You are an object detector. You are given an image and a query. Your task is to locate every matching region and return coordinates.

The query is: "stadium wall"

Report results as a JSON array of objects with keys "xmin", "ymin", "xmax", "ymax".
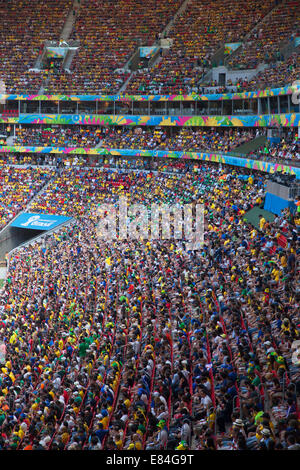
[
  {"xmin": 1, "ymin": 113, "xmax": 299, "ymax": 126},
  {"xmin": 0, "ymin": 146, "xmax": 299, "ymax": 178}
]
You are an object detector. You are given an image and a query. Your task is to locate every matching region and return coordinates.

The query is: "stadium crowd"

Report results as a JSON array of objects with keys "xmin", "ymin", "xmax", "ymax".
[
  {"xmin": 0, "ymin": 166, "xmax": 54, "ymax": 230},
  {"xmin": 0, "ymin": 0, "xmax": 297, "ymax": 96},
  {"xmin": 14, "ymin": 126, "xmax": 103, "ymax": 148},
  {"xmin": 250, "ymin": 131, "xmax": 300, "ymax": 164},
  {"xmin": 241, "ymin": 53, "xmax": 300, "ymax": 91},
  {"xmin": 12, "ymin": 126, "xmax": 261, "ymax": 154},
  {"xmin": 0, "ymin": 162, "xmax": 297, "ymax": 451},
  {"xmin": 125, "ymin": 0, "xmax": 276, "ymax": 95},
  {"xmin": 0, "ymin": 0, "xmax": 72, "ymax": 93},
  {"xmin": 101, "ymin": 128, "xmax": 260, "ymax": 153},
  {"xmin": 227, "ymin": 0, "xmax": 299, "ymax": 71},
  {"xmin": 46, "ymin": 0, "xmax": 183, "ymax": 95}
]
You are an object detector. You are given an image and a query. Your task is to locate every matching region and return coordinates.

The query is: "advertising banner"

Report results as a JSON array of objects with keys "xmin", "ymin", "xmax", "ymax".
[
  {"xmin": 11, "ymin": 212, "xmax": 72, "ymax": 230},
  {"xmin": 224, "ymin": 42, "xmax": 242, "ymax": 55},
  {"xmin": 139, "ymin": 47, "xmax": 159, "ymax": 58}
]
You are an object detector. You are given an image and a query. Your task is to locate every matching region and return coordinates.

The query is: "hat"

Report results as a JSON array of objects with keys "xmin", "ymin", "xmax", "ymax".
[
  {"xmin": 157, "ymin": 419, "xmax": 166, "ymax": 428},
  {"xmin": 261, "ymin": 428, "xmax": 271, "ymax": 436},
  {"xmin": 233, "ymin": 419, "xmax": 244, "ymax": 427},
  {"xmin": 176, "ymin": 440, "xmax": 188, "ymax": 450}
]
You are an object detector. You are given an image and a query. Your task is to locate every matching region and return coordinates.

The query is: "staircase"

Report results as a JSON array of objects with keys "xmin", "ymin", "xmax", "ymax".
[
  {"xmin": 119, "ymin": 73, "xmax": 135, "ymax": 93},
  {"xmin": 32, "ymin": 48, "xmax": 48, "ymax": 72},
  {"xmin": 279, "ymin": 38, "xmax": 300, "ymax": 61},
  {"xmin": 62, "ymin": 48, "xmax": 78, "ymax": 72},
  {"xmin": 60, "ymin": 0, "xmax": 81, "ymax": 41},
  {"xmin": 39, "ymin": 75, "xmax": 50, "ymax": 95},
  {"xmin": 160, "ymin": 0, "xmax": 191, "ymax": 39},
  {"xmin": 31, "ymin": 0, "xmax": 80, "ymax": 75},
  {"xmin": 26, "ymin": 171, "xmax": 59, "ymax": 213}
]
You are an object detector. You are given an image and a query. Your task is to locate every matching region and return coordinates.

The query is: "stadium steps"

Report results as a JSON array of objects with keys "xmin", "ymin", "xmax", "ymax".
[
  {"xmin": 31, "ymin": 0, "xmax": 80, "ymax": 75},
  {"xmin": 25, "ymin": 170, "xmax": 59, "ymax": 214},
  {"xmin": 230, "ymin": 135, "xmax": 267, "ymax": 156},
  {"xmin": 160, "ymin": 0, "xmax": 191, "ymax": 39},
  {"xmin": 60, "ymin": 0, "xmax": 81, "ymax": 41},
  {"xmin": 32, "ymin": 48, "xmax": 48, "ymax": 72},
  {"xmin": 118, "ymin": 72, "xmax": 135, "ymax": 93},
  {"xmin": 62, "ymin": 49, "xmax": 78, "ymax": 72},
  {"xmin": 35, "ymin": 0, "xmax": 80, "ymax": 92},
  {"xmin": 279, "ymin": 38, "xmax": 300, "ymax": 62},
  {"xmin": 39, "ymin": 75, "xmax": 50, "ymax": 95}
]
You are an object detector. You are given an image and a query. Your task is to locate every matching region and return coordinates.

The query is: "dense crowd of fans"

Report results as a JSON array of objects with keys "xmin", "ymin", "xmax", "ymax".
[
  {"xmin": 0, "ymin": 0, "xmax": 298, "ymax": 95},
  {"xmin": 12, "ymin": 125, "xmax": 261, "ymax": 154},
  {"xmin": 0, "ymin": 0, "xmax": 72, "ymax": 93},
  {"xmin": 241, "ymin": 52, "xmax": 300, "ymax": 91},
  {"xmin": 46, "ymin": 0, "xmax": 183, "ymax": 95},
  {"xmin": 0, "ymin": 166, "xmax": 54, "ymax": 230},
  {"xmin": 1, "ymin": 123, "xmax": 300, "ymax": 170},
  {"xmin": 0, "ymin": 162, "xmax": 297, "ymax": 451},
  {"xmin": 4, "ymin": 125, "xmax": 300, "ymax": 167},
  {"xmin": 124, "ymin": 0, "xmax": 276, "ymax": 95},
  {"xmin": 227, "ymin": 1, "xmax": 299, "ymax": 70},
  {"xmin": 14, "ymin": 126, "xmax": 103, "ymax": 148},
  {"xmin": 101, "ymin": 128, "xmax": 259, "ymax": 153},
  {"xmin": 251, "ymin": 131, "xmax": 300, "ymax": 164}
]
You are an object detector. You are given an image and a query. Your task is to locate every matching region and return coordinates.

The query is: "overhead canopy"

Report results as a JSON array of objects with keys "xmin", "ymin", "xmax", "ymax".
[{"xmin": 11, "ymin": 212, "xmax": 72, "ymax": 230}]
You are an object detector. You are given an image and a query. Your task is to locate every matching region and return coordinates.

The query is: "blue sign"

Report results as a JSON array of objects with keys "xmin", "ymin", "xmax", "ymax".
[
  {"xmin": 11, "ymin": 212, "xmax": 72, "ymax": 230},
  {"xmin": 294, "ymin": 37, "xmax": 300, "ymax": 47},
  {"xmin": 139, "ymin": 46, "xmax": 159, "ymax": 58}
]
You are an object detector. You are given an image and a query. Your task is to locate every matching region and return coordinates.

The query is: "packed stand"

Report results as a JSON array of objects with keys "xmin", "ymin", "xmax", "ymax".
[
  {"xmin": 241, "ymin": 52, "xmax": 300, "ymax": 91},
  {"xmin": 101, "ymin": 127, "xmax": 260, "ymax": 153},
  {"xmin": 14, "ymin": 126, "xmax": 104, "ymax": 148},
  {"xmin": 46, "ymin": 0, "xmax": 183, "ymax": 95},
  {"xmin": 11, "ymin": 126, "xmax": 261, "ymax": 154},
  {"xmin": 250, "ymin": 130, "xmax": 300, "ymax": 164},
  {"xmin": 125, "ymin": 0, "xmax": 275, "ymax": 95},
  {"xmin": 0, "ymin": 0, "xmax": 73, "ymax": 93},
  {"xmin": 0, "ymin": 166, "xmax": 55, "ymax": 230},
  {"xmin": 0, "ymin": 162, "xmax": 298, "ymax": 451},
  {"xmin": 227, "ymin": 1, "xmax": 299, "ymax": 70}
]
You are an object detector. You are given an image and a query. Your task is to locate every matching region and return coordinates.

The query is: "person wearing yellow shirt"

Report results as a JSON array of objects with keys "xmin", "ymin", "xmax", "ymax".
[
  {"xmin": 127, "ymin": 433, "xmax": 142, "ymax": 450},
  {"xmin": 271, "ymin": 268, "xmax": 280, "ymax": 282},
  {"xmin": 280, "ymin": 254, "xmax": 287, "ymax": 268},
  {"xmin": 259, "ymin": 215, "xmax": 266, "ymax": 231},
  {"xmin": 100, "ymin": 409, "xmax": 109, "ymax": 429},
  {"xmin": 114, "ymin": 433, "xmax": 123, "ymax": 450}
]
